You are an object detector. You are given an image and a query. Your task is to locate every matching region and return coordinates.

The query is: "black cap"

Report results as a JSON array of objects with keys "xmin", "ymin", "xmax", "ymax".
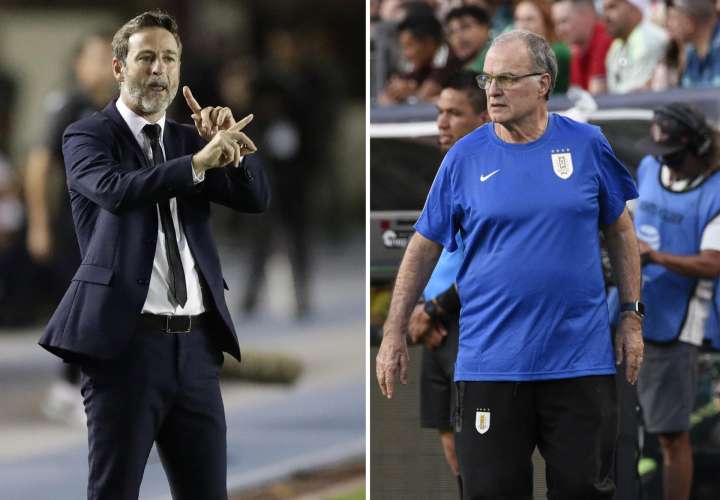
[{"xmin": 636, "ymin": 103, "xmax": 705, "ymax": 156}]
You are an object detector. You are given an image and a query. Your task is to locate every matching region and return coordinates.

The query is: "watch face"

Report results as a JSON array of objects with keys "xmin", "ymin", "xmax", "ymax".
[
  {"xmin": 423, "ymin": 301, "xmax": 437, "ymax": 318},
  {"xmin": 621, "ymin": 301, "xmax": 644, "ymax": 317}
]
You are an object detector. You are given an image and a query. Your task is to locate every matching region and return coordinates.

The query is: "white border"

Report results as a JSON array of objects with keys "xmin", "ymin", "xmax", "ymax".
[{"xmin": 365, "ymin": 0, "xmax": 372, "ymax": 496}]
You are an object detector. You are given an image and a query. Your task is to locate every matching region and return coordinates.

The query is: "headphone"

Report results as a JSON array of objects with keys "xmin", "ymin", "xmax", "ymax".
[{"xmin": 654, "ymin": 104, "xmax": 713, "ymax": 157}]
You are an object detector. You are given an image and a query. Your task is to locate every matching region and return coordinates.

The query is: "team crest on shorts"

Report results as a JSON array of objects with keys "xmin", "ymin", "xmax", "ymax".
[
  {"xmin": 475, "ymin": 409, "xmax": 491, "ymax": 434},
  {"xmin": 551, "ymin": 149, "xmax": 573, "ymax": 179}
]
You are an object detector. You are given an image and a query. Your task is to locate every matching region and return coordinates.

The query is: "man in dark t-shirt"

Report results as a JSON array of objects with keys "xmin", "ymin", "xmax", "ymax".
[{"xmin": 25, "ymin": 31, "xmax": 116, "ymax": 423}]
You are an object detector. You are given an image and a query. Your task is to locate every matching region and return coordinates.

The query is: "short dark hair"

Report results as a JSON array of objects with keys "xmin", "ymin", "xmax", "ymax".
[
  {"xmin": 553, "ymin": 0, "xmax": 596, "ymax": 6},
  {"xmin": 444, "ymin": 71, "xmax": 488, "ymax": 114},
  {"xmin": 396, "ymin": 14, "xmax": 443, "ymax": 44},
  {"xmin": 670, "ymin": 0, "xmax": 716, "ymax": 20},
  {"xmin": 112, "ymin": 10, "xmax": 182, "ymax": 63},
  {"xmin": 445, "ymin": 6, "xmax": 491, "ymax": 27},
  {"xmin": 74, "ymin": 31, "xmax": 113, "ymax": 62}
]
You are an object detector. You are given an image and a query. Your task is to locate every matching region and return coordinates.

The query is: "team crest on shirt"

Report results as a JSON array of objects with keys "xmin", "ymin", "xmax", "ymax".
[
  {"xmin": 551, "ymin": 149, "xmax": 574, "ymax": 179},
  {"xmin": 475, "ymin": 409, "xmax": 491, "ymax": 434}
]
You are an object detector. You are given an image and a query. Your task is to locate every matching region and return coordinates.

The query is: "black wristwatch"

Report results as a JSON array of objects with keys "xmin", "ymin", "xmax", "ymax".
[
  {"xmin": 620, "ymin": 301, "xmax": 645, "ymax": 319},
  {"xmin": 423, "ymin": 299, "xmax": 440, "ymax": 319}
]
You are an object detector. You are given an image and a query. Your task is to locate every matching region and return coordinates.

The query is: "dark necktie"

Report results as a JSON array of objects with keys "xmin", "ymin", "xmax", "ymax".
[{"xmin": 142, "ymin": 123, "xmax": 188, "ymax": 307}]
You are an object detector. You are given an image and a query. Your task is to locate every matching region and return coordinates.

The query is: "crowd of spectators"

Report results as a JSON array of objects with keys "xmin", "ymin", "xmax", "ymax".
[{"xmin": 371, "ymin": 0, "xmax": 720, "ymax": 105}]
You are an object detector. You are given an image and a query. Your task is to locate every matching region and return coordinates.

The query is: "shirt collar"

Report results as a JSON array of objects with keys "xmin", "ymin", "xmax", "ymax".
[{"xmin": 115, "ymin": 96, "xmax": 166, "ymax": 144}]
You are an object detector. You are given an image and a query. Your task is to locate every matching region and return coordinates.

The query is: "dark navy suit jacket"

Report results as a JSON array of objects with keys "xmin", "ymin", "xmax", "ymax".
[{"xmin": 39, "ymin": 99, "xmax": 269, "ymax": 363}]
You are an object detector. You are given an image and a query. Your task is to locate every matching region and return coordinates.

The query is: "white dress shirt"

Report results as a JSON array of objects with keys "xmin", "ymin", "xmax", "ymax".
[{"xmin": 116, "ymin": 98, "xmax": 205, "ymax": 315}]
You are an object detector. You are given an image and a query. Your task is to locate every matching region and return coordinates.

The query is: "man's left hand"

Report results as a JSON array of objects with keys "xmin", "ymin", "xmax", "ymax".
[
  {"xmin": 615, "ymin": 314, "xmax": 644, "ymax": 384},
  {"xmin": 183, "ymin": 86, "xmax": 236, "ymax": 141}
]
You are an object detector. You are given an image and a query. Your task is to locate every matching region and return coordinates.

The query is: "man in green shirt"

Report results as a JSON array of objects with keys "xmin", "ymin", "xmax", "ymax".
[{"xmin": 444, "ymin": 6, "xmax": 492, "ymax": 73}]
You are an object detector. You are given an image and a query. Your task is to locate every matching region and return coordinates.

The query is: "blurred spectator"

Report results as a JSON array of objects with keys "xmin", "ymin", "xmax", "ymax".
[
  {"xmin": 24, "ymin": 31, "xmax": 115, "ymax": 424},
  {"xmin": 604, "ymin": 0, "xmax": 669, "ymax": 92},
  {"xmin": 0, "ymin": 157, "xmax": 21, "ymax": 253},
  {"xmin": 0, "ymin": 154, "xmax": 31, "ymax": 326},
  {"xmin": 379, "ymin": 13, "xmax": 456, "ymax": 104},
  {"xmin": 444, "ymin": 5, "xmax": 492, "ymax": 72},
  {"xmin": 651, "ymin": 0, "xmax": 687, "ymax": 90},
  {"xmin": 668, "ymin": 0, "xmax": 720, "ymax": 87},
  {"xmin": 513, "ymin": 0, "xmax": 571, "ymax": 93},
  {"xmin": 464, "ymin": 0, "xmax": 516, "ymax": 35},
  {"xmin": 240, "ymin": 27, "xmax": 341, "ymax": 319},
  {"xmin": 25, "ymin": 31, "xmax": 115, "ymax": 303},
  {"xmin": 0, "ymin": 65, "xmax": 17, "ymax": 154},
  {"xmin": 379, "ymin": 0, "xmax": 435, "ymax": 22},
  {"xmin": 552, "ymin": 0, "xmax": 614, "ymax": 94},
  {"xmin": 372, "ymin": 0, "xmax": 384, "ymax": 22}
]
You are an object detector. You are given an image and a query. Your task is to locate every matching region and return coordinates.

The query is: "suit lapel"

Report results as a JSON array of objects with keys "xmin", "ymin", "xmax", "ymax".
[
  {"xmin": 101, "ymin": 99, "xmax": 150, "ymax": 169},
  {"xmin": 162, "ymin": 119, "xmax": 179, "ymax": 162}
]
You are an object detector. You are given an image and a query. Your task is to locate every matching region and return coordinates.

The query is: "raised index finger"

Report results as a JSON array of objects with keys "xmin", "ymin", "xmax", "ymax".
[
  {"xmin": 182, "ymin": 86, "xmax": 202, "ymax": 114},
  {"xmin": 229, "ymin": 113, "xmax": 254, "ymax": 132}
]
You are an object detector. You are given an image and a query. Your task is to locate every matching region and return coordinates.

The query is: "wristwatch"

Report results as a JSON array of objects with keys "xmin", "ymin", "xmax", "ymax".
[
  {"xmin": 423, "ymin": 299, "xmax": 440, "ymax": 319},
  {"xmin": 620, "ymin": 301, "xmax": 645, "ymax": 319}
]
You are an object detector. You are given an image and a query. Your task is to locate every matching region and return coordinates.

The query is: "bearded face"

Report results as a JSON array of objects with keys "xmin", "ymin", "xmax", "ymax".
[
  {"xmin": 122, "ymin": 63, "xmax": 178, "ymax": 116},
  {"xmin": 115, "ymin": 27, "xmax": 180, "ymax": 119}
]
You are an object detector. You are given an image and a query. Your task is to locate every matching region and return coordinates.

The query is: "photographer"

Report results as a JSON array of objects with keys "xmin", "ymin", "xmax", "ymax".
[{"xmin": 635, "ymin": 103, "xmax": 720, "ymax": 500}]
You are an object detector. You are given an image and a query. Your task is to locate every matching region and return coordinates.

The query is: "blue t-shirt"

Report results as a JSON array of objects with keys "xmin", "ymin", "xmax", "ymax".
[
  {"xmin": 635, "ymin": 156, "xmax": 720, "ymax": 343},
  {"xmin": 681, "ymin": 22, "xmax": 720, "ymax": 88},
  {"xmin": 423, "ymin": 233, "xmax": 464, "ymax": 300},
  {"xmin": 414, "ymin": 114, "xmax": 638, "ymax": 381}
]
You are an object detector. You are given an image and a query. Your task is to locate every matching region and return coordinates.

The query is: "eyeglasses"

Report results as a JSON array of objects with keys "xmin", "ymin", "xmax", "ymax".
[{"xmin": 475, "ymin": 72, "xmax": 546, "ymax": 90}]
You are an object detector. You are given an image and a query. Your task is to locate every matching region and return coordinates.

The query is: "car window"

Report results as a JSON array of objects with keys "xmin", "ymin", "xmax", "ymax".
[
  {"xmin": 370, "ymin": 137, "xmax": 442, "ymax": 211},
  {"xmin": 589, "ymin": 119, "xmax": 651, "ymax": 178}
]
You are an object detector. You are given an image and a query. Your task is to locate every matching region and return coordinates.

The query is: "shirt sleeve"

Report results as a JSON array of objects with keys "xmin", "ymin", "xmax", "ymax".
[
  {"xmin": 701, "ymin": 212, "xmax": 720, "ymax": 250},
  {"xmin": 191, "ymin": 165, "xmax": 205, "ymax": 184},
  {"xmin": 414, "ymin": 153, "xmax": 459, "ymax": 251},
  {"xmin": 594, "ymin": 132, "xmax": 639, "ymax": 226},
  {"xmin": 589, "ymin": 33, "xmax": 612, "ymax": 80},
  {"xmin": 190, "ymin": 156, "xmax": 245, "ymax": 184}
]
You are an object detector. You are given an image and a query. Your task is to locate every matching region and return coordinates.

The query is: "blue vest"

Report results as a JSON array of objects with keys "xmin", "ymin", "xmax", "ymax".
[{"xmin": 635, "ymin": 156, "xmax": 720, "ymax": 343}]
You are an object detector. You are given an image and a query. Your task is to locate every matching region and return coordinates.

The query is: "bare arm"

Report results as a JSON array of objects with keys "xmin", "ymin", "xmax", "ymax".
[
  {"xmin": 639, "ymin": 242, "xmax": 720, "ymax": 279},
  {"xmin": 386, "ymin": 232, "xmax": 443, "ymax": 332},
  {"xmin": 588, "ymin": 77, "xmax": 607, "ymax": 95},
  {"xmin": 376, "ymin": 232, "xmax": 443, "ymax": 398},
  {"xmin": 24, "ymin": 148, "xmax": 53, "ymax": 262},
  {"xmin": 603, "ymin": 207, "xmax": 643, "ymax": 384}
]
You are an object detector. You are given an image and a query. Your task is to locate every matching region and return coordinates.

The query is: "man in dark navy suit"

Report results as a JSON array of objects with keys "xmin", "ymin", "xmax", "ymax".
[{"xmin": 38, "ymin": 10, "xmax": 269, "ymax": 500}]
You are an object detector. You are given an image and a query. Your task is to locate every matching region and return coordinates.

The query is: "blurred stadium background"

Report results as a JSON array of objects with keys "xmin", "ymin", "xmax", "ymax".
[{"xmin": 0, "ymin": 1, "xmax": 365, "ymax": 499}]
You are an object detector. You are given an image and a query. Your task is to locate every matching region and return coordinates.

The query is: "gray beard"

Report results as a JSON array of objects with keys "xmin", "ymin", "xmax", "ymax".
[{"xmin": 123, "ymin": 79, "xmax": 176, "ymax": 116}]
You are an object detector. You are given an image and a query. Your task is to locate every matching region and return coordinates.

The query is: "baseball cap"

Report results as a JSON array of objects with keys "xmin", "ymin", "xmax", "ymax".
[{"xmin": 635, "ymin": 103, "xmax": 703, "ymax": 156}]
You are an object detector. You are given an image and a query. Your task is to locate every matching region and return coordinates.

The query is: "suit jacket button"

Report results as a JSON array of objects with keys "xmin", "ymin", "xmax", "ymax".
[{"xmin": 137, "ymin": 279, "xmax": 146, "ymax": 285}]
